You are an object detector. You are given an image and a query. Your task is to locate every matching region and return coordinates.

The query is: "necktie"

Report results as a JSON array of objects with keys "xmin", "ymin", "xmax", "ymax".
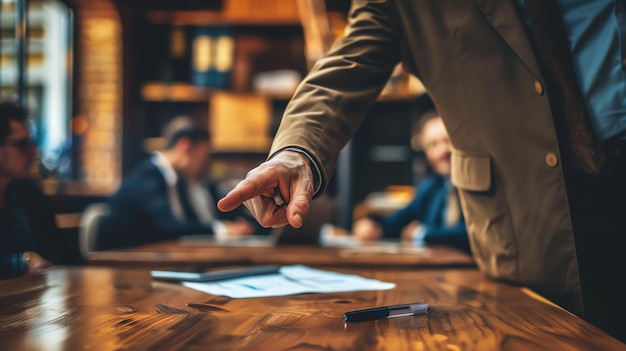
[
  {"xmin": 176, "ymin": 179, "xmax": 199, "ymax": 223},
  {"xmin": 524, "ymin": 0, "xmax": 606, "ymax": 174},
  {"xmin": 187, "ymin": 182, "xmax": 217, "ymax": 225}
]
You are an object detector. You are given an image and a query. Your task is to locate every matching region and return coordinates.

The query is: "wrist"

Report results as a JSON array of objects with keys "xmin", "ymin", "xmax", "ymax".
[{"xmin": 278, "ymin": 147, "xmax": 322, "ymax": 197}]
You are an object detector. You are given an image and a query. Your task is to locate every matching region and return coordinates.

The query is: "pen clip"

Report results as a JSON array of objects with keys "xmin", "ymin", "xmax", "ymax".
[{"xmin": 388, "ymin": 303, "xmax": 429, "ymax": 318}]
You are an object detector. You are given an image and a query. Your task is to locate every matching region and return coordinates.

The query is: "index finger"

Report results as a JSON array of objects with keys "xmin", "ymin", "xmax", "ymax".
[{"xmin": 217, "ymin": 176, "xmax": 276, "ymax": 212}]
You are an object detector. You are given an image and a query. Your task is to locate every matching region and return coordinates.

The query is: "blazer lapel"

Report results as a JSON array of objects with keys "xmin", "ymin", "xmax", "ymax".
[{"xmin": 473, "ymin": 0, "xmax": 542, "ymax": 78}]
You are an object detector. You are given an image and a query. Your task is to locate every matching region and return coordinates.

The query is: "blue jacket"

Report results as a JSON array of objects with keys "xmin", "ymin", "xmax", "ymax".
[
  {"xmin": 0, "ymin": 179, "xmax": 64, "ymax": 279},
  {"xmin": 374, "ymin": 175, "xmax": 470, "ymax": 253}
]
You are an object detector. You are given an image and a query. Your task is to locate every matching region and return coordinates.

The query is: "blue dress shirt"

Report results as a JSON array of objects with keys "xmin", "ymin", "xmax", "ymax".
[{"xmin": 514, "ymin": 0, "xmax": 626, "ymax": 141}]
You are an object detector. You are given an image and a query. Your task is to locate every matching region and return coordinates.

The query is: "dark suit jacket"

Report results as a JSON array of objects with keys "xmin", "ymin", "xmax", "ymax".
[
  {"xmin": 268, "ymin": 0, "xmax": 584, "ymax": 315},
  {"xmin": 374, "ymin": 175, "xmax": 469, "ymax": 253},
  {"xmin": 0, "ymin": 179, "xmax": 65, "ymax": 278},
  {"xmin": 98, "ymin": 159, "xmax": 255, "ymax": 250}
]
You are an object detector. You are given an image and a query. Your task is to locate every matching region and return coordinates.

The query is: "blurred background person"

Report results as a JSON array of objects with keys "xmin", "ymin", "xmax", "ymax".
[
  {"xmin": 98, "ymin": 116, "xmax": 257, "ymax": 250},
  {"xmin": 0, "ymin": 101, "xmax": 66, "ymax": 279},
  {"xmin": 352, "ymin": 95, "xmax": 469, "ymax": 253}
]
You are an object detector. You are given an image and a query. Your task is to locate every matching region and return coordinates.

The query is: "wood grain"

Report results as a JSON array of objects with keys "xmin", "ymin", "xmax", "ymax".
[
  {"xmin": 88, "ymin": 241, "xmax": 475, "ymax": 268},
  {"xmin": 1, "ymin": 266, "xmax": 623, "ymax": 350}
]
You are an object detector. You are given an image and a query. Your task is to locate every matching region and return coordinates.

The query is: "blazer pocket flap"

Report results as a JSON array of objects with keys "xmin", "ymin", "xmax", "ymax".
[{"xmin": 451, "ymin": 152, "xmax": 491, "ymax": 192}]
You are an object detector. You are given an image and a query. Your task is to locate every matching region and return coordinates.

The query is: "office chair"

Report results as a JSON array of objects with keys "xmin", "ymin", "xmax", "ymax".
[{"xmin": 78, "ymin": 203, "xmax": 110, "ymax": 260}]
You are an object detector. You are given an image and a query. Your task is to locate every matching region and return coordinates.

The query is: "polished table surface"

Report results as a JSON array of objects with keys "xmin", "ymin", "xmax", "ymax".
[
  {"xmin": 0, "ymin": 266, "xmax": 623, "ymax": 351},
  {"xmin": 88, "ymin": 240, "xmax": 475, "ymax": 268}
]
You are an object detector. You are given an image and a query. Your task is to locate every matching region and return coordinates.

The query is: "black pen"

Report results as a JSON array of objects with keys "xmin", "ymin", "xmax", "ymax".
[{"xmin": 344, "ymin": 302, "xmax": 429, "ymax": 322}]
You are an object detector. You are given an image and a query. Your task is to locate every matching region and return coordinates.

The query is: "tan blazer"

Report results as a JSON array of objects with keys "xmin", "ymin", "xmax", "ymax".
[{"xmin": 270, "ymin": 0, "xmax": 582, "ymax": 315}]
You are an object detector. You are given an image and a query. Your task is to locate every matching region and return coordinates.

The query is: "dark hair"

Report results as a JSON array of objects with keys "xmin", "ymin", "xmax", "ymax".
[
  {"xmin": 162, "ymin": 116, "xmax": 210, "ymax": 149},
  {"xmin": 0, "ymin": 101, "xmax": 29, "ymax": 144}
]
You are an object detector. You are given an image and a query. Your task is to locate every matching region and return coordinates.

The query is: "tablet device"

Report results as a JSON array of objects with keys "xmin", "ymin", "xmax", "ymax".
[
  {"xmin": 151, "ymin": 264, "xmax": 281, "ymax": 282},
  {"xmin": 178, "ymin": 234, "xmax": 278, "ymax": 247}
]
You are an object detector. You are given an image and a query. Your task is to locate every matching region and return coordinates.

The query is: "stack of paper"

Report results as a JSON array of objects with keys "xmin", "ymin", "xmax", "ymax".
[{"xmin": 183, "ymin": 265, "xmax": 395, "ymax": 298}]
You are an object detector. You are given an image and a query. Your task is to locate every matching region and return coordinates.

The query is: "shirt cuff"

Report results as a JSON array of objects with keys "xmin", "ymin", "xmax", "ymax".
[
  {"xmin": 275, "ymin": 147, "xmax": 323, "ymax": 197},
  {"xmin": 212, "ymin": 220, "xmax": 229, "ymax": 241},
  {"xmin": 411, "ymin": 225, "xmax": 428, "ymax": 246}
]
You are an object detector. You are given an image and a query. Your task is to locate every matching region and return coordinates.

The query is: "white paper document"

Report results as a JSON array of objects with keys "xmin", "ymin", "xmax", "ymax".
[{"xmin": 182, "ymin": 265, "xmax": 396, "ymax": 298}]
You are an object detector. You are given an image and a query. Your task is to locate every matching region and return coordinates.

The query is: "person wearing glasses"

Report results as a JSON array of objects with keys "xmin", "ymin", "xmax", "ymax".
[{"xmin": 0, "ymin": 101, "xmax": 64, "ymax": 279}]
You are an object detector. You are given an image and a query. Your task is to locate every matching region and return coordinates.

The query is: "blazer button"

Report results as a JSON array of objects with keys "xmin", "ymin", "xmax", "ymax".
[
  {"xmin": 534, "ymin": 81, "xmax": 544, "ymax": 95},
  {"xmin": 545, "ymin": 152, "xmax": 559, "ymax": 167}
]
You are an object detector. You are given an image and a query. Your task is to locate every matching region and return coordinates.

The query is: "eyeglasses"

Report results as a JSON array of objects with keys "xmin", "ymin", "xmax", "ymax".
[{"xmin": 2, "ymin": 138, "xmax": 34, "ymax": 153}]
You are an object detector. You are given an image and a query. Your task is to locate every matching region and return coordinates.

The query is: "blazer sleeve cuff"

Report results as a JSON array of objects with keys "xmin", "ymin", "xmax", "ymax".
[{"xmin": 272, "ymin": 147, "xmax": 323, "ymax": 198}]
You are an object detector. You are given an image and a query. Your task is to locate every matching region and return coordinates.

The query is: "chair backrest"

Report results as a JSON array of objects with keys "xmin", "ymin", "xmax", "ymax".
[
  {"xmin": 275, "ymin": 193, "xmax": 336, "ymax": 245},
  {"xmin": 78, "ymin": 203, "xmax": 110, "ymax": 260}
]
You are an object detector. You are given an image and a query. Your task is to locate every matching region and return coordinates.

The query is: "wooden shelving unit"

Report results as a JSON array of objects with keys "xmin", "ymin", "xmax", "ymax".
[{"xmin": 106, "ymin": 0, "xmax": 424, "ymax": 221}]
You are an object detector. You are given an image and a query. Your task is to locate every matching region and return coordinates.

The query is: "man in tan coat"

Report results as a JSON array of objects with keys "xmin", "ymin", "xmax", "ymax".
[{"xmin": 218, "ymin": 0, "xmax": 626, "ymax": 341}]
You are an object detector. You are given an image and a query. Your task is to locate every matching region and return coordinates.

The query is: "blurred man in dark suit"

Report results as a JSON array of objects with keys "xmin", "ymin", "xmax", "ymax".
[{"xmin": 98, "ymin": 117, "xmax": 256, "ymax": 249}]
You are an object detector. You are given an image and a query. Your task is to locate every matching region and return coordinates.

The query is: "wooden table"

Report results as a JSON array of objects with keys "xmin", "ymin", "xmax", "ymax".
[
  {"xmin": 88, "ymin": 240, "xmax": 475, "ymax": 268},
  {"xmin": 1, "ymin": 266, "xmax": 623, "ymax": 350}
]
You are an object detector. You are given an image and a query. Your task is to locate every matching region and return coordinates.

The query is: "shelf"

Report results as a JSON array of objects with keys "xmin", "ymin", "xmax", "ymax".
[
  {"xmin": 143, "ymin": 137, "xmax": 270, "ymax": 156},
  {"xmin": 141, "ymin": 83, "xmax": 419, "ymax": 112},
  {"xmin": 141, "ymin": 82, "xmax": 294, "ymax": 102},
  {"xmin": 146, "ymin": 11, "xmax": 302, "ymax": 26},
  {"xmin": 141, "ymin": 82, "xmax": 215, "ymax": 102}
]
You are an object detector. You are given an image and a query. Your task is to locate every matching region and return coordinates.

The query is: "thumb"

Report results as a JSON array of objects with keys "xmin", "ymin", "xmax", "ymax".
[{"xmin": 286, "ymin": 181, "xmax": 313, "ymax": 228}]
